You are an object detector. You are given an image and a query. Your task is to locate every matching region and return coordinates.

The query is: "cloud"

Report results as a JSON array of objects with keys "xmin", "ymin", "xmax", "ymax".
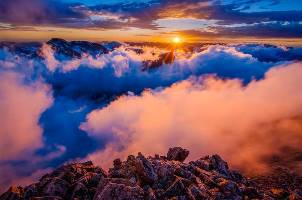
[
  {"xmin": 81, "ymin": 62, "xmax": 302, "ymax": 174},
  {"xmin": 44, "ymin": 44, "xmax": 278, "ymax": 100},
  {"xmin": 0, "ymin": 69, "xmax": 54, "ymax": 192},
  {"xmin": 1, "ymin": 0, "xmax": 301, "ymax": 38},
  {"xmin": 0, "ymin": 163, "xmax": 53, "ymax": 193},
  {"xmin": 0, "ymin": 42, "xmax": 301, "ymax": 192},
  {"xmin": 0, "ymin": 71, "xmax": 52, "ymax": 161},
  {"xmin": 235, "ymin": 44, "xmax": 302, "ymax": 62}
]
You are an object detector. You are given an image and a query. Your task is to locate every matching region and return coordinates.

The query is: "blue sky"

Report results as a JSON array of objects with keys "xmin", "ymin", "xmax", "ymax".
[{"xmin": 0, "ymin": 0, "xmax": 301, "ymax": 42}]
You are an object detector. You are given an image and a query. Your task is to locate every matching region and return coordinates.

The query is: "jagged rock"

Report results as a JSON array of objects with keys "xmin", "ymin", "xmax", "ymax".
[
  {"xmin": 93, "ymin": 178, "xmax": 144, "ymax": 200},
  {"xmin": 269, "ymin": 188, "xmax": 290, "ymax": 199},
  {"xmin": 1, "ymin": 147, "xmax": 302, "ymax": 200},
  {"xmin": 167, "ymin": 147, "xmax": 189, "ymax": 162},
  {"xmin": 135, "ymin": 153, "xmax": 158, "ymax": 185},
  {"xmin": 187, "ymin": 184, "xmax": 209, "ymax": 199},
  {"xmin": 0, "ymin": 161, "xmax": 106, "ymax": 200},
  {"xmin": 143, "ymin": 50, "xmax": 175, "ymax": 70},
  {"xmin": 289, "ymin": 189, "xmax": 302, "ymax": 200},
  {"xmin": 30, "ymin": 197, "xmax": 64, "ymax": 200},
  {"xmin": 0, "ymin": 186, "xmax": 24, "ymax": 200},
  {"xmin": 251, "ymin": 166, "xmax": 302, "ymax": 199},
  {"xmin": 41, "ymin": 177, "xmax": 70, "ymax": 197},
  {"xmin": 164, "ymin": 176, "xmax": 191, "ymax": 198}
]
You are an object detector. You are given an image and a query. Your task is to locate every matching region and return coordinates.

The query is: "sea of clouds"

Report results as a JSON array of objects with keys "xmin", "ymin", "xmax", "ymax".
[{"xmin": 0, "ymin": 42, "xmax": 302, "ymax": 192}]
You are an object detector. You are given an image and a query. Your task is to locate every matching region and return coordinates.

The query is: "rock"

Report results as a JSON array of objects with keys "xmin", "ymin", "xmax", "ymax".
[
  {"xmin": 167, "ymin": 147, "xmax": 189, "ymax": 162},
  {"xmin": 30, "ymin": 197, "xmax": 64, "ymax": 200},
  {"xmin": 269, "ymin": 188, "xmax": 290, "ymax": 199},
  {"xmin": 113, "ymin": 159, "xmax": 122, "ymax": 169},
  {"xmin": 2, "ymin": 147, "xmax": 301, "ymax": 200},
  {"xmin": 289, "ymin": 189, "xmax": 302, "ymax": 200},
  {"xmin": 70, "ymin": 182, "xmax": 90, "ymax": 200},
  {"xmin": 0, "ymin": 161, "xmax": 106, "ymax": 200},
  {"xmin": 164, "ymin": 176, "xmax": 191, "ymax": 198},
  {"xmin": 93, "ymin": 178, "xmax": 144, "ymax": 200},
  {"xmin": 242, "ymin": 186, "xmax": 260, "ymax": 199},
  {"xmin": 24, "ymin": 184, "xmax": 39, "ymax": 198},
  {"xmin": 187, "ymin": 184, "xmax": 209, "ymax": 199},
  {"xmin": 0, "ymin": 186, "xmax": 24, "ymax": 200},
  {"xmin": 217, "ymin": 178, "xmax": 240, "ymax": 197},
  {"xmin": 135, "ymin": 153, "xmax": 158, "ymax": 185},
  {"xmin": 143, "ymin": 51, "xmax": 175, "ymax": 70},
  {"xmin": 42, "ymin": 177, "xmax": 70, "ymax": 197},
  {"xmin": 144, "ymin": 186, "xmax": 156, "ymax": 200}
]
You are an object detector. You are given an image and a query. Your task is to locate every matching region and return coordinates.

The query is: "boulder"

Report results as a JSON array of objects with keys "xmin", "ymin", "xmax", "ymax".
[
  {"xmin": 0, "ymin": 186, "xmax": 24, "ymax": 200},
  {"xmin": 93, "ymin": 178, "xmax": 144, "ymax": 200},
  {"xmin": 167, "ymin": 147, "xmax": 189, "ymax": 162},
  {"xmin": 135, "ymin": 153, "xmax": 158, "ymax": 185}
]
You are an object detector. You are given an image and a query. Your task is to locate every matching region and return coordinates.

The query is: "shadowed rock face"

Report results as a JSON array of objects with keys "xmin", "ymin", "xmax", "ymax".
[
  {"xmin": 47, "ymin": 38, "xmax": 109, "ymax": 59},
  {"xmin": 0, "ymin": 161, "xmax": 107, "ymax": 200},
  {"xmin": 0, "ymin": 39, "xmax": 111, "ymax": 61},
  {"xmin": 143, "ymin": 50, "xmax": 175, "ymax": 70},
  {"xmin": 167, "ymin": 147, "xmax": 190, "ymax": 162},
  {"xmin": 1, "ymin": 147, "xmax": 302, "ymax": 200}
]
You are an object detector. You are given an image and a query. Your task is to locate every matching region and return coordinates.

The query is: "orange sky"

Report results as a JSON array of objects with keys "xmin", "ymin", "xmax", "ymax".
[{"xmin": 1, "ymin": 26, "xmax": 302, "ymax": 46}]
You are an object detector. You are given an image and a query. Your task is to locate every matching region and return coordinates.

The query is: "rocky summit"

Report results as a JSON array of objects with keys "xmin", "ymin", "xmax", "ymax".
[{"xmin": 1, "ymin": 147, "xmax": 302, "ymax": 200}]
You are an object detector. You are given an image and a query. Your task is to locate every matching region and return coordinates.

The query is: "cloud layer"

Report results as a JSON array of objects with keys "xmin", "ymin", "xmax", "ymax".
[
  {"xmin": 0, "ymin": 70, "xmax": 53, "ymax": 191},
  {"xmin": 0, "ymin": 0, "xmax": 301, "ymax": 39},
  {"xmin": 0, "ymin": 71, "xmax": 52, "ymax": 160},
  {"xmin": 0, "ymin": 41, "xmax": 302, "ymax": 191},
  {"xmin": 82, "ymin": 62, "xmax": 302, "ymax": 174}
]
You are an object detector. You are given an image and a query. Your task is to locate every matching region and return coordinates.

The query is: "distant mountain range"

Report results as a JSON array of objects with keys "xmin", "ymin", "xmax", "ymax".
[
  {"xmin": 1, "ymin": 38, "xmax": 302, "ymax": 66},
  {"xmin": 0, "ymin": 38, "xmax": 122, "ymax": 60}
]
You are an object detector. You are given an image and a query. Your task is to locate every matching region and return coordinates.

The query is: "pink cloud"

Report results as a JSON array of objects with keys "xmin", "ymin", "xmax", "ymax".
[
  {"xmin": 0, "ymin": 71, "xmax": 52, "ymax": 161},
  {"xmin": 81, "ymin": 62, "xmax": 302, "ymax": 173}
]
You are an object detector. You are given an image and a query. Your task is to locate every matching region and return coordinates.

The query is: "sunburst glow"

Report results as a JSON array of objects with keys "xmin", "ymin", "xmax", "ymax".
[{"xmin": 172, "ymin": 36, "xmax": 181, "ymax": 44}]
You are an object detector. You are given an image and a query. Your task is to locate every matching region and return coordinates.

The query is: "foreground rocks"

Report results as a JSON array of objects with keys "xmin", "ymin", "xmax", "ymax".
[
  {"xmin": 0, "ymin": 161, "xmax": 106, "ymax": 200},
  {"xmin": 1, "ymin": 147, "xmax": 302, "ymax": 200}
]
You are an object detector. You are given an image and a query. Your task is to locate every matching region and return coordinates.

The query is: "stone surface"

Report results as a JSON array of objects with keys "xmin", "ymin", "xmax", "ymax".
[
  {"xmin": 1, "ymin": 147, "xmax": 302, "ymax": 200},
  {"xmin": 167, "ymin": 147, "xmax": 189, "ymax": 162},
  {"xmin": 0, "ymin": 161, "xmax": 106, "ymax": 200}
]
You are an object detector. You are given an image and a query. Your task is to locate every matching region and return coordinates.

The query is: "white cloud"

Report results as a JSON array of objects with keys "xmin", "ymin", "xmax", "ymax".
[{"xmin": 81, "ymin": 62, "xmax": 302, "ymax": 173}]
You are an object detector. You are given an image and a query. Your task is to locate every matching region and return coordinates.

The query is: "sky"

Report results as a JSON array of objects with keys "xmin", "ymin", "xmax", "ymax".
[{"xmin": 0, "ymin": 0, "xmax": 301, "ymax": 43}]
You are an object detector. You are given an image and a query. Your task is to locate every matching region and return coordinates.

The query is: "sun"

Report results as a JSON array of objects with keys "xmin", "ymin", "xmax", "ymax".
[{"xmin": 172, "ymin": 36, "xmax": 181, "ymax": 44}]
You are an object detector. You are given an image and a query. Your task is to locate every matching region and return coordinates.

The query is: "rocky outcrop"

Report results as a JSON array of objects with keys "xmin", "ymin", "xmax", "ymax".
[
  {"xmin": 167, "ymin": 147, "xmax": 189, "ymax": 162},
  {"xmin": 0, "ymin": 161, "xmax": 106, "ymax": 200},
  {"xmin": 251, "ymin": 166, "xmax": 302, "ymax": 199},
  {"xmin": 1, "ymin": 147, "xmax": 302, "ymax": 200},
  {"xmin": 143, "ymin": 50, "xmax": 175, "ymax": 70}
]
